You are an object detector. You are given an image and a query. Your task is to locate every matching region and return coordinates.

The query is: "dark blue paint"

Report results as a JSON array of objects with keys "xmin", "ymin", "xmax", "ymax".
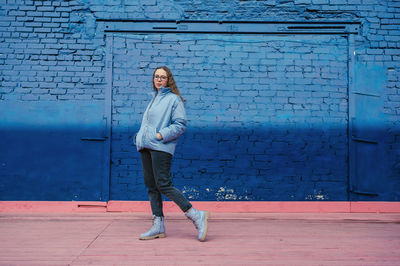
[
  {"xmin": 110, "ymin": 126, "xmax": 350, "ymax": 201},
  {"xmin": 0, "ymin": 101, "xmax": 107, "ymax": 201}
]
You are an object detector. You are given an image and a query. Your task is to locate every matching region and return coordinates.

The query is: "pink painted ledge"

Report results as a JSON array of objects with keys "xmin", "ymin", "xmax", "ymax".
[
  {"xmin": 0, "ymin": 201, "xmax": 107, "ymax": 213},
  {"xmin": 0, "ymin": 201, "xmax": 399, "ymax": 213}
]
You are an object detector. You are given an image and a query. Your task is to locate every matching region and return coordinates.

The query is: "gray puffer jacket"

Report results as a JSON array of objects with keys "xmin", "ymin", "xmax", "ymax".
[{"xmin": 135, "ymin": 86, "xmax": 187, "ymax": 155}]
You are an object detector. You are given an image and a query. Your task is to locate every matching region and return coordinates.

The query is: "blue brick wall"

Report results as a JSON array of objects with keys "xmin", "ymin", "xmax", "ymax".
[
  {"xmin": 0, "ymin": 0, "xmax": 399, "ymax": 201},
  {"xmin": 111, "ymin": 34, "xmax": 349, "ymax": 201}
]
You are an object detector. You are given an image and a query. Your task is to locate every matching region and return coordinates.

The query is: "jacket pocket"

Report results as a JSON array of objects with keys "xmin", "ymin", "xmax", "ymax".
[
  {"xmin": 148, "ymin": 126, "xmax": 160, "ymax": 144},
  {"xmin": 134, "ymin": 129, "xmax": 143, "ymax": 147}
]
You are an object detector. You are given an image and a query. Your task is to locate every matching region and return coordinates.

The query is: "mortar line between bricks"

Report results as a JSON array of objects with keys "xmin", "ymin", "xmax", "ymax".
[{"xmin": 69, "ymin": 220, "xmax": 114, "ymax": 266}]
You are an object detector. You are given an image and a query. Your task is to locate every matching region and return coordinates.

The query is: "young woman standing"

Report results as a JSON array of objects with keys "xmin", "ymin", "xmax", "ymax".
[{"xmin": 135, "ymin": 66, "xmax": 210, "ymax": 242}]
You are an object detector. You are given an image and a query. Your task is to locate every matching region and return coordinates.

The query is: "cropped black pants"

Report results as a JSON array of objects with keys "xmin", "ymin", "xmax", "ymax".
[{"xmin": 140, "ymin": 148, "xmax": 192, "ymax": 217}]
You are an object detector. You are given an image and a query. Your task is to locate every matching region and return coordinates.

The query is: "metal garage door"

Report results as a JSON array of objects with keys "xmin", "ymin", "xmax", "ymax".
[{"xmin": 108, "ymin": 27, "xmax": 351, "ymax": 201}]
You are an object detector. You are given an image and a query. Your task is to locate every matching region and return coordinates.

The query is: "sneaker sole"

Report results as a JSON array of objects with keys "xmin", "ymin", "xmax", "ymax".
[
  {"xmin": 199, "ymin": 211, "xmax": 210, "ymax": 242},
  {"xmin": 139, "ymin": 233, "xmax": 166, "ymax": 240}
]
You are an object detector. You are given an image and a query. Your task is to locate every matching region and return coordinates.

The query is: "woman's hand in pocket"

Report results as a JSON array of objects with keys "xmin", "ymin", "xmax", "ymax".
[{"xmin": 156, "ymin": 133, "xmax": 163, "ymax": 140}]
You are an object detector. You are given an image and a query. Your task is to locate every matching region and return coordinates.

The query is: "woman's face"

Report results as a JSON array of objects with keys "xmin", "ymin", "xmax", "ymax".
[{"xmin": 153, "ymin": 68, "xmax": 168, "ymax": 90}]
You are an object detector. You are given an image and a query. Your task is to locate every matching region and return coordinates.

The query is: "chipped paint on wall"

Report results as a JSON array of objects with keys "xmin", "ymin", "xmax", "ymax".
[
  {"xmin": 181, "ymin": 186, "xmax": 200, "ymax": 200},
  {"xmin": 305, "ymin": 190, "xmax": 329, "ymax": 201}
]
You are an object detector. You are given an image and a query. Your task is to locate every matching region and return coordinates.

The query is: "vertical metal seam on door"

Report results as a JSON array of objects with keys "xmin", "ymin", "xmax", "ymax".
[
  {"xmin": 102, "ymin": 33, "xmax": 113, "ymax": 202},
  {"xmin": 347, "ymin": 33, "xmax": 355, "ymax": 201}
]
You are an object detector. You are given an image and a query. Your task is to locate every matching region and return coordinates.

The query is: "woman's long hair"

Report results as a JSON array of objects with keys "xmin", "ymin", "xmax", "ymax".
[{"xmin": 153, "ymin": 66, "xmax": 184, "ymax": 103}]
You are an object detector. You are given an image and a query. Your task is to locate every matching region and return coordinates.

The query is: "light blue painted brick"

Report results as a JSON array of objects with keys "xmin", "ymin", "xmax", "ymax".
[
  {"xmin": 41, "ymin": 49, "xmax": 58, "ymax": 55},
  {"xmin": 189, "ymin": 45, "xmax": 206, "ymax": 51},
  {"xmin": 16, "ymin": 16, "xmax": 34, "ymax": 22},
  {"xmin": 34, "ymin": 27, "xmax": 51, "ymax": 33},
  {"xmin": 11, "ymin": 21, "xmax": 25, "ymax": 27},
  {"xmin": 36, "ymin": 6, "xmax": 55, "ymax": 11},
  {"xmin": 0, "ymin": 21, "xmax": 11, "ymax": 26},
  {"xmin": 31, "ymin": 65, "xmax": 50, "ymax": 71},
  {"xmin": 43, "ymin": 22, "xmax": 60, "ymax": 27},
  {"xmin": 286, "ymin": 72, "xmax": 303, "ymax": 78},
  {"xmin": 25, "ymin": 22, "xmax": 42, "ymax": 27},
  {"xmin": 16, "ymin": 27, "xmax": 33, "ymax": 32},
  {"xmin": 26, "ymin": 11, "xmax": 43, "ymax": 16},
  {"xmin": 19, "ymin": 5, "xmax": 36, "ymax": 11},
  {"xmin": 85, "ymin": 66, "xmax": 101, "ymax": 72},
  {"xmin": 230, "ymin": 52, "xmax": 249, "ymax": 58},
  {"xmin": 39, "ymin": 82, "xmax": 57, "ymax": 88},
  {"xmin": 68, "ymin": 44, "xmax": 85, "ymax": 49},
  {"xmin": 42, "ymin": 11, "xmax": 60, "ymax": 18},
  {"xmin": 9, "ymin": 10, "xmax": 26, "ymax": 16},
  {"xmin": 21, "ymin": 94, "xmax": 39, "ymax": 100},
  {"xmin": 385, "ymin": 35, "xmax": 400, "ymax": 41},
  {"xmin": 59, "ymin": 83, "xmax": 76, "ymax": 89}
]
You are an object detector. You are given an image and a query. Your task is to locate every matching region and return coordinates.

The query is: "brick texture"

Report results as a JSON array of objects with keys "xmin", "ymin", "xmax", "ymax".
[
  {"xmin": 111, "ymin": 34, "xmax": 349, "ymax": 201},
  {"xmin": 0, "ymin": 0, "xmax": 399, "ymax": 201}
]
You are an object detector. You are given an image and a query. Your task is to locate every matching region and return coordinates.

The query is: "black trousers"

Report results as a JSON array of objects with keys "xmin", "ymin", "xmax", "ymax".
[{"xmin": 140, "ymin": 149, "xmax": 192, "ymax": 217}]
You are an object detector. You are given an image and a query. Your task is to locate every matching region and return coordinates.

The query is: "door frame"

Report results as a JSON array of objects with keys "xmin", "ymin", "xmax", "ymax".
[
  {"xmin": 102, "ymin": 20, "xmax": 360, "ymax": 201},
  {"xmin": 101, "ymin": 34, "xmax": 113, "ymax": 201}
]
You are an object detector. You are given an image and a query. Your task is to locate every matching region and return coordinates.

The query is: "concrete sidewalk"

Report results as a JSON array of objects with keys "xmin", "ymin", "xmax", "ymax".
[{"xmin": 0, "ymin": 212, "xmax": 399, "ymax": 265}]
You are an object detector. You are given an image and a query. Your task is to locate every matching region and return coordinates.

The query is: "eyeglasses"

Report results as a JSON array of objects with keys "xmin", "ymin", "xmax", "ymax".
[{"xmin": 154, "ymin": 75, "xmax": 168, "ymax": 80}]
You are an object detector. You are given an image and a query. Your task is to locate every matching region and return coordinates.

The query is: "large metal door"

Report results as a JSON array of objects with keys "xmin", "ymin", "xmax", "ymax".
[
  {"xmin": 108, "ymin": 31, "xmax": 350, "ymax": 201},
  {"xmin": 349, "ymin": 61, "xmax": 387, "ymax": 200},
  {"xmin": 0, "ymin": 101, "xmax": 109, "ymax": 201}
]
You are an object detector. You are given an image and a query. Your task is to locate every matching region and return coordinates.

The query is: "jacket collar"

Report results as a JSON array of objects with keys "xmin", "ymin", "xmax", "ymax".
[
  {"xmin": 159, "ymin": 86, "xmax": 171, "ymax": 94},
  {"xmin": 153, "ymin": 86, "xmax": 171, "ymax": 97}
]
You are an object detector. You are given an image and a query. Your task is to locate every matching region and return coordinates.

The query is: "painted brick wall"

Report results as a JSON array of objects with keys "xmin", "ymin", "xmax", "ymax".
[
  {"xmin": 111, "ymin": 33, "xmax": 349, "ymax": 200},
  {"xmin": 0, "ymin": 0, "xmax": 399, "ymax": 201}
]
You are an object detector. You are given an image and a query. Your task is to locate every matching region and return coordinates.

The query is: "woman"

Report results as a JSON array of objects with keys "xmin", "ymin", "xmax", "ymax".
[{"xmin": 135, "ymin": 66, "xmax": 210, "ymax": 242}]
